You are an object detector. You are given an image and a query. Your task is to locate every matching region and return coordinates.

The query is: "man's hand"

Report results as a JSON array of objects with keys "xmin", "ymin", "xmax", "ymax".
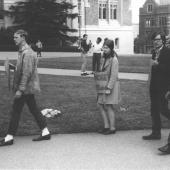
[
  {"xmin": 9, "ymin": 63, "xmax": 16, "ymax": 70},
  {"xmin": 152, "ymin": 60, "xmax": 158, "ymax": 65},
  {"xmin": 165, "ymin": 91, "xmax": 170, "ymax": 100},
  {"xmin": 14, "ymin": 90, "xmax": 22, "ymax": 99}
]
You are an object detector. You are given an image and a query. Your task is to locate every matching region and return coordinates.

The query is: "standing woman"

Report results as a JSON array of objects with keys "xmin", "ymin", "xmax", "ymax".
[{"xmin": 97, "ymin": 39, "xmax": 121, "ymax": 135}]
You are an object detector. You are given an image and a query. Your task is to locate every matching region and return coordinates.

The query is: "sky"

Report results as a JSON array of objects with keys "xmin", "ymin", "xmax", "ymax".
[{"xmin": 131, "ymin": 0, "xmax": 146, "ymax": 24}]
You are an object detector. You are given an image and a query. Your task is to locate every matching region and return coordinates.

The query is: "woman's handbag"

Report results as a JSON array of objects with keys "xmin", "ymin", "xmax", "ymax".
[{"xmin": 94, "ymin": 72, "xmax": 109, "ymax": 94}]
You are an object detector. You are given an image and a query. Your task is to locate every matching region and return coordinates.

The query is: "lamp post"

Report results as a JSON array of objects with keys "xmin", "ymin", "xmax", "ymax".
[
  {"xmin": 84, "ymin": 0, "xmax": 87, "ymax": 34},
  {"xmin": 78, "ymin": 0, "xmax": 88, "ymax": 41},
  {"xmin": 78, "ymin": 0, "xmax": 81, "ymax": 40}
]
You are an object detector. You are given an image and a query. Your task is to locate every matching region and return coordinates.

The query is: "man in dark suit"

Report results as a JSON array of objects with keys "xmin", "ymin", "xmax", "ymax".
[{"xmin": 143, "ymin": 32, "xmax": 170, "ymax": 144}]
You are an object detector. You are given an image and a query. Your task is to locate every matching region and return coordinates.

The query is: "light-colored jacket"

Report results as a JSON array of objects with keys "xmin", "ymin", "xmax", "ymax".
[
  {"xmin": 97, "ymin": 55, "xmax": 121, "ymax": 104},
  {"xmin": 92, "ymin": 41, "xmax": 102, "ymax": 54},
  {"xmin": 100, "ymin": 56, "xmax": 119, "ymax": 89},
  {"xmin": 13, "ymin": 44, "xmax": 40, "ymax": 94}
]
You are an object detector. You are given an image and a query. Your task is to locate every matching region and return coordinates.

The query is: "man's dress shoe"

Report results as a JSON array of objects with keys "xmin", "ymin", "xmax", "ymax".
[
  {"xmin": 103, "ymin": 129, "xmax": 116, "ymax": 135},
  {"xmin": 32, "ymin": 134, "xmax": 51, "ymax": 141},
  {"xmin": 0, "ymin": 139, "xmax": 13, "ymax": 146},
  {"xmin": 158, "ymin": 144, "xmax": 170, "ymax": 154},
  {"xmin": 142, "ymin": 133, "xmax": 161, "ymax": 140},
  {"xmin": 98, "ymin": 128, "xmax": 110, "ymax": 134}
]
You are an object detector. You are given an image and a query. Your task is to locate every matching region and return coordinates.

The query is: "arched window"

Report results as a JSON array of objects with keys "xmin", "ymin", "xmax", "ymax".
[
  {"xmin": 110, "ymin": 4, "xmax": 117, "ymax": 20},
  {"xmin": 99, "ymin": 0, "xmax": 107, "ymax": 19},
  {"xmin": 147, "ymin": 4, "xmax": 153, "ymax": 13}
]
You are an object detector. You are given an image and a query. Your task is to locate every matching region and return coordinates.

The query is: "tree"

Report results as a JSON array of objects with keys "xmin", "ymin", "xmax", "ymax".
[{"xmin": 4, "ymin": 0, "xmax": 78, "ymax": 46}]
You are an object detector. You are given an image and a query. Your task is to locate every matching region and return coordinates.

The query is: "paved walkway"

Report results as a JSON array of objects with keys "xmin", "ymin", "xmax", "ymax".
[
  {"xmin": 0, "ymin": 51, "xmax": 82, "ymax": 60},
  {"xmin": 0, "ymin": 51, "xmax": 151, "ymax": 60},
  {"xmin": 0, "ymin": 130, "xmax": 170, "ymax": 170},
  {"xmin": 0, "ymin": 66, "xmax": 148, "ymax": 81}
]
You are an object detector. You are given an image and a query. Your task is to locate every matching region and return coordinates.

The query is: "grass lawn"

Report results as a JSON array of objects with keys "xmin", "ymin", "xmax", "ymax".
[
  {"xmin": 0, "ymin": 72, "xmax": 169, "ymax": 136},
  {"xmin": 0, "ymin": 55, "xmax": 151, "ymax": 73}
]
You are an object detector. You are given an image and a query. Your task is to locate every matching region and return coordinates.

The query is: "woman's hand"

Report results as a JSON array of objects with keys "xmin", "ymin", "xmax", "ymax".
[
  {"xmin": 14, "ymin": 90, "xmax": 22, "ymax": 99},
  {"xmin": 105, "ymin": 87, "xmax": 111, "ymax": 94}
]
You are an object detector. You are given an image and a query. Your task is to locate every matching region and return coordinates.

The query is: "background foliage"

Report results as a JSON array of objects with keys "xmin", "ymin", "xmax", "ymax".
[{"xmin": 1, "ymin": 0, "xmax": 79, "ymax": 51}]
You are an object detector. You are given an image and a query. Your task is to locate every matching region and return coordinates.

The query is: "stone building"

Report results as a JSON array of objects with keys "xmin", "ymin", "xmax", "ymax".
[
  {"xmin": 71, "ymin": 0, "xmax": 133, "ymax": 54},
  {"xmin": 0, "ymin": 0, "xmax": 134, "ymax": 54},
  {"xmin": 139, "ymin": 0, "xmax": 170, "ymax": 53}
]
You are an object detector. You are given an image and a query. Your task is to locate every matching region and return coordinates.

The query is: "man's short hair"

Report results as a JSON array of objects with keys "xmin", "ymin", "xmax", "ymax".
[
  {"xmin": 83, "ymin": 34, "xmax": 87, "ymax": 38},
  {"xmin": 151, "ymin": 32, "xmax": 166, "ymax": 45},
  {"xmin": 97, "ymin": 37, "xmax": 102, "ymax": 43},
  {"xmin": 15, "ymin": 29, "xmax": 28, "ymax": 39},
  {"xmin": 104, "ymin": 37, "xmax": 108, "ymax": 42}
]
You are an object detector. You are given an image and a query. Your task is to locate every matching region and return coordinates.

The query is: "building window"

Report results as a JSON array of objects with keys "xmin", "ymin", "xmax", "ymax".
[
  {"xmin": 78, "ymin": 0, "xmax": 82, "ymax": 27},
  {"xmin": 99, "ymin": 1, "xmax": 107, "ymax": 19},
  {"xmin": 110, "ymin": 4, "xmax": 117, "ymax": 20},
  {"xmin": 115, "ymin": 38, "xmax": 119, "ymax": 49},
  {"xmin": 145, "ymin": 18, "xmax": 155, "ymax": 27},
  {"xmin": 145, "ymin": 18, "xmax": 151, "ymax": 27},
  {"xmin": 159, "ymin": 16, "xmax": 167, "ymax": 26},
  {"xmin": 151, "ymin": 18, "xmax": 156, "ymax": 26},
  {"xmin": 147, "ymin": 4, "xmax": 153, "ymax": 13}
]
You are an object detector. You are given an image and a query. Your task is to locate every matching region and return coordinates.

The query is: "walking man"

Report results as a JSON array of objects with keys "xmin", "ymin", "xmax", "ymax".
[
  {"xmin": 142, "ymin": 32, "xmax": 170, "ymax": 151},
  {"xmin": 0, "ymin": 29, "xmax": 51, "ymax": 146},
  {"xmin": 80, "ymin": 34, "xmax": 91, "ymax": 76}
]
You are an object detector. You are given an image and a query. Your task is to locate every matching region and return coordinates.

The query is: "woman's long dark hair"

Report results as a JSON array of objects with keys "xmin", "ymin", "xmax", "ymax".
[
  {"xmin": 103, "ymin": 48, "xmax": 117, "ymax": 58},
  {"xmin": 103, "ymin": 39, "xmax": 117, "ymax": 58}
]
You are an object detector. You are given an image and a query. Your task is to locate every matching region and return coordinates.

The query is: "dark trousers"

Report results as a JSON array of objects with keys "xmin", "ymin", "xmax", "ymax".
[
  {"xmin": 7, "ymin": 94, "xmax": 47, "ymax": 135},
  {"xmin": 37, "ymin": 48, "xmax": 42, "ymax": 57},
  {"xmin": 150, "ymin": 89, "xmax": 170, "ymax": 133},
  {"xmin": 92, "ymin": 53, "xmax": 101, "ymax": 72}
]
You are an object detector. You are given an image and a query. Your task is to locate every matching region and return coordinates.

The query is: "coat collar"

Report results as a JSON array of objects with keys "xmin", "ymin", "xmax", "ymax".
[
  {"xmin": 19, "ymin": 43, "xmax": 30, "ymax": 53},
  {"xmin": 101, "ymin": 57, "xmax": 113, "ymax": 70}
]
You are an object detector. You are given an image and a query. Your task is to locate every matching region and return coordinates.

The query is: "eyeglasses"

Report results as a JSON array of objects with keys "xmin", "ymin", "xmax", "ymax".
[{"xmin": 154, "ymin": 38, "xmax": 161, "ymax": 41}]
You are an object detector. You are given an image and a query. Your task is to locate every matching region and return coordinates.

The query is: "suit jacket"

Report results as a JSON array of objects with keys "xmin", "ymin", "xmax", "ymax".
[
  {"xmin": 13, "ymin": 44, "xmax": 40, "ymax": 94},
  {"xmin": 150, "ymin": 46, "xmax": 170, "ymax": 92}
]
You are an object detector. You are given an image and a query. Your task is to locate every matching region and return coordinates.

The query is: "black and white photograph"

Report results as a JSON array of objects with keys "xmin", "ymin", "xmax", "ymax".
[{"xmin": 0, "ymin": 0, "xmax": 170, "ymax": 169}]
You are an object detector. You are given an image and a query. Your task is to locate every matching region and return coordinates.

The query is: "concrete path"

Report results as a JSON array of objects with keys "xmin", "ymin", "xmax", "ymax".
[
  {"xmin": 0, "ymin": 51, "xmax": 82, "ymax": 60},
  {"xmin": 37, "ymin": 68, "xmax": 148, "ymax": 81},
  {"xmin": 0, "ymin": 51, "xmax": 151, "ymax": 60},
  {"xmin": 0, "ymin": 66, "xmax": 148, "ymax": 81},
  {"xmin": 0, "ymin": 130, "xmax": 169, "ymax": 170}
]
